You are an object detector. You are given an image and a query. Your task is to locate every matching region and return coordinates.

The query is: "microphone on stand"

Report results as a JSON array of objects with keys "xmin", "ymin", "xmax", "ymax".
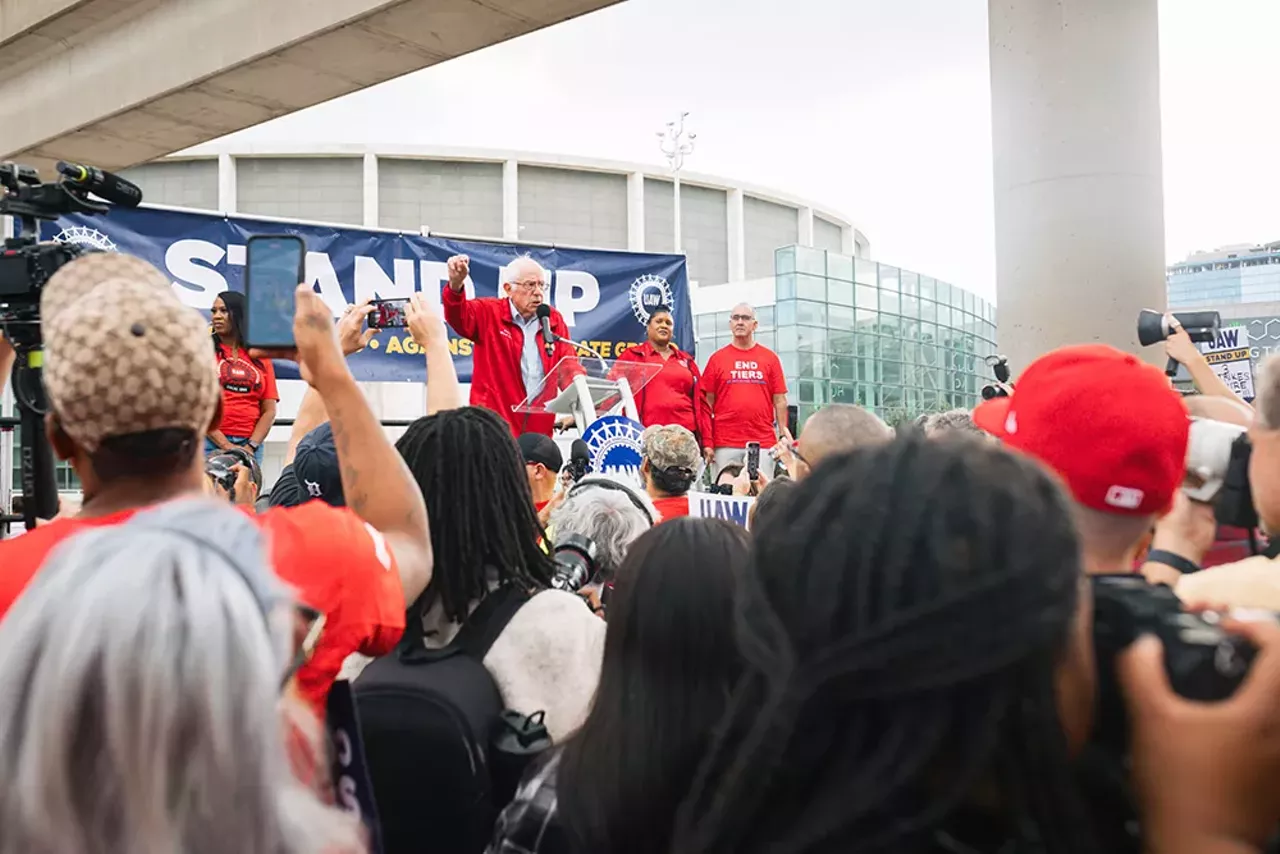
[
  {"xmin": 536, "ymin": 304, "xmax": 556, "ymax": 357},
  {"xmin": 566, "ymin": 439, "xmax": 591, "ymax": 482}
]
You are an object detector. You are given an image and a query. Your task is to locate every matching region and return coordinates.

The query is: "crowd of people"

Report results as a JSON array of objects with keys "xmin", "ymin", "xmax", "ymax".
[{"xmin": 3, "ymin": 249, "xmax": 1280, "ymax": 854}]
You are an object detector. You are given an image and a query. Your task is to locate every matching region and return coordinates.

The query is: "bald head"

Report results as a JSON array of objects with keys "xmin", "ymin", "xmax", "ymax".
[{"xmin": 798, "ymin": 404, "xmax": 893, "ymax": 470}]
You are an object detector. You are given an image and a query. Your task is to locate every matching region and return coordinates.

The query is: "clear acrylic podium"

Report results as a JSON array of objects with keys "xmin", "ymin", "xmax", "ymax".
[{"xmin": 513, "ymin": 357, "xmax": 665, "ymax": 432}]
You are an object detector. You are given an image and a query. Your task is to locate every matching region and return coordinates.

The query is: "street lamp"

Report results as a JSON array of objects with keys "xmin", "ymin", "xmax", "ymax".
[{"xmin": 657, "ymin": 112, "xmax": 696, "ymax": 253}]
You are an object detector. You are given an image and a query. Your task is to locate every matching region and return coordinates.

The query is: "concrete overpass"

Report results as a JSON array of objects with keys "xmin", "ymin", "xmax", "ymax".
[{"xmin": 0, "ymin": 0, "xmax": 620, "ymax": 175}]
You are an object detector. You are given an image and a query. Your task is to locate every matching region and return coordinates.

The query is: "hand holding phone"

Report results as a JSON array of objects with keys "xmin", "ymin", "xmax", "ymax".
[
  {"xmin": 368, "ymin": 298, "xmax": 410, "ymax": 329},
  {"xmin": 746, "ymin": 441, "xmax": 761, "ymax": 482},
  {"xmin": 244, "ymin": 235, "xmax": 306, "ymax": 349}
]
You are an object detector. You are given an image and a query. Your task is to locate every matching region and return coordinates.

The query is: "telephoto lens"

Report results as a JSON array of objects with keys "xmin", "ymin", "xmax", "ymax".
[{"xmin": 550, "ymin": 533, "xmax": 599, "ymax": 592}]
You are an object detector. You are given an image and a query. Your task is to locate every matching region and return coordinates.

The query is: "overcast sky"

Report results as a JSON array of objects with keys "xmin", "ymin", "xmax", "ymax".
[{"xmin": 212, "ymin": 0, "xmax": 1280, "ymax": 302}]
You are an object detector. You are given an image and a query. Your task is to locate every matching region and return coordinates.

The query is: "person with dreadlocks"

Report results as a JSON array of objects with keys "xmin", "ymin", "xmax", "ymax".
[
  {"xmin": 390, "ymin": 405, "xmax": 605, "ymax": 741},
  {"xmin": 670, "ymin": 435, "xmax": 1280, "ymax": 854}
]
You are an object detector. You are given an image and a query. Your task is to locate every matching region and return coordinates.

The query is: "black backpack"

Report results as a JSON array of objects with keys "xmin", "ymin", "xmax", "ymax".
[{"xmin": 353, "ymin": 585, "xmax": 551, "ymax": 854}]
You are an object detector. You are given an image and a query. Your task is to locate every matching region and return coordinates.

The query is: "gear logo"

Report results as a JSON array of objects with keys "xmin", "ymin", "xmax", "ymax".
[
  {"xmin": 52, "ymin": 226, "xmax": 118, "ymax": 253},
  {"xmin": 581, "ymin": 415, "xmax": 646, "ymax": 485},
  {"xmin": 628, "ymin": 274, "xmax": 674, "ymax": 326}
]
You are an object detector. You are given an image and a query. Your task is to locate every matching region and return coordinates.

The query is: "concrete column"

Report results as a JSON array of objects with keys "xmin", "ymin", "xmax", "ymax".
[
  {"xmin": 362, "ymin": 152, "xmax": 379, "ymax": 228},
  {"xmin": 989, "ymin": 0, "xmax": 1166, "ymax": 369},
  {"xmin": 627, "ymin": 171, "xmax": 645, "ymax": 252},
  {"xmin": 839, "ymin": 225, "xmax": 855, "ymax": 256},
  {"xmin": 502, "ymin": 159, "xmax": 519, "ymax": 241},
  {"xmin": 217, "ymin": 153, "xmax": 236, "ymax": 213},
  {"xmin": 727, "ymin": 188, "xmax": 746, "ymax": 282},
  {"xmin": 797, "ymin": 206, "xmax": 815, "ymax": 248}
]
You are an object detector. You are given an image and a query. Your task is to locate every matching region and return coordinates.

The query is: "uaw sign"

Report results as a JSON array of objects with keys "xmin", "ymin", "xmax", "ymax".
[
  {"xmin": 1198, "ymin": 326, "xmax": 1256, "ymax": 401},
  {"xmin": 42, "ymin": 206, "xmax": 693, "ymax": 384}
]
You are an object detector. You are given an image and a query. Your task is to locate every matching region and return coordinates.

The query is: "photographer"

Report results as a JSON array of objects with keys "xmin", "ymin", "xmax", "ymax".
[
  {"xmin": 1165, "ymin": 354, "xmax": 1280, "ymax": 610},
  {"xmin": 549, "ymin": 476, "xmax": 657, "ymax": 611},
  {"xmin": 0, "ymin": 253, "xmax": 433, "ymax": 717},
  {"xmin": 675, "ymin": 435, "xmax": 1280, "ymax": 854}
]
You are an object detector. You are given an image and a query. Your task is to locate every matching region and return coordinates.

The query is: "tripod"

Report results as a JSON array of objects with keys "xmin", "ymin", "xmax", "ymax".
[{"xmin": 8, "ymin": 340, "xmax": 58, "ymax": 531}]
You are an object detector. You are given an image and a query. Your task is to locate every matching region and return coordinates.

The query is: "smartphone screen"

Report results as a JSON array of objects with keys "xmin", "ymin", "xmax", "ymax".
[
  {"xmin": 369, "ymin": 298, "xmax": 409, "ymax": 329},
  {"xmin": 746, "ymin": 442, "xmax": 761, "ymax": 480},
  {"xmin": 244, "ymin": 235, "xmax": 305, "ymax": 349}
]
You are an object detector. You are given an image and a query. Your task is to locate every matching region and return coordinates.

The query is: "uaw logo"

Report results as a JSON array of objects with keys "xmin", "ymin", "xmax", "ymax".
[
  {"xmin": 52, "ymin": 226, "xmax": 118, "ymax": 253},
  {"xmin": 581, "ymin": 415, "xmax": 646, "ymax": 486},
  {"xmin": 628, "ymin": 274, "xmax": 674, "ymax": 326}
]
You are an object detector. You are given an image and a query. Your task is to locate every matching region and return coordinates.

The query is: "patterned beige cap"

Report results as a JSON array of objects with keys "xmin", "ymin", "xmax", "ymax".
[
  {"xmin": 641, "ymin": 424, "xmax": 700, "ymax": 472},
  {"xmin": 42, "ymin": 253, "xmax": 219, "ymax": 452}
]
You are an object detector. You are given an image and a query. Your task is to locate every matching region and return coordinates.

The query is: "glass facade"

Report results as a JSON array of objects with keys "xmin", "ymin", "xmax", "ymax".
[
  {"xmin": 1168, "ymin": 246, "xmax": 1280, "ymax": 308},
  {"xmin": 696, "ymin": 246, "xmax": 998, "ymax": 427}
]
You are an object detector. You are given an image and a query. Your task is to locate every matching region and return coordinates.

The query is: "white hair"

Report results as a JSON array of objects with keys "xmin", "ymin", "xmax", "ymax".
[
  {"xmin": 550, "ymin": 475, "xmax": 656, "ymax": 579},
  {"xmin": 0, "ymin": 499, "xmax": 360, "ymax": 854},
  {"xmin": 506, "ymin": 254, "xmax": 546, "ymax": 283}
]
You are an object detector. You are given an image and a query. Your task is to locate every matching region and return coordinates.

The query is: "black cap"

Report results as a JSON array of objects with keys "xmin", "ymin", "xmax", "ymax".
[
  {"xmin": 517, "ymin": 432, "xmax": 563, "ymax": 472},
  {"xmin": 292, "ymin": 422, "xmax": 345, "ymax": 507}
]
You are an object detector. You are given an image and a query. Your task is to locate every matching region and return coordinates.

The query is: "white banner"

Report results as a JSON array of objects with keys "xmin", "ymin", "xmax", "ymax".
[
  {"xmin": 1198, "ymin": 326, "xmax": 1256, "ymax": 400},
  {"xmin": 688, "ymin": 493, "xmax": 755, "ymax": 529}
]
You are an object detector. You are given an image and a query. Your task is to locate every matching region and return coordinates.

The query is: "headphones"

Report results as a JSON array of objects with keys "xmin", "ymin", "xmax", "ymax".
[{"xmin": 567, "ymin": 477, "xmax": 656, "ymax": 526}]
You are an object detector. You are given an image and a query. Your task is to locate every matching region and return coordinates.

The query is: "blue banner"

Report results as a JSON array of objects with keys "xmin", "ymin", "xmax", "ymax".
[{"xmin": 42, "ymin": 207, "xmax": 692, "ymax": 383}]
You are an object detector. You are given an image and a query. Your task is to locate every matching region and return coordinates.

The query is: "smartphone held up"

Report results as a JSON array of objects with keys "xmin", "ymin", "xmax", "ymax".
[
  {"xmin": 368, "ymin": 298, "xmax": 410, "ymax": 329},
  {"xmin": 243, "ymin": 234, "xmax": 306, "ymax": 349}
]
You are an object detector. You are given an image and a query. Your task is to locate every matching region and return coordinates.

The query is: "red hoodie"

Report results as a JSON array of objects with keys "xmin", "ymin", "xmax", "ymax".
[{"xmin": 442, "ymin": 285, "xmax": 583, "ymax": 436}]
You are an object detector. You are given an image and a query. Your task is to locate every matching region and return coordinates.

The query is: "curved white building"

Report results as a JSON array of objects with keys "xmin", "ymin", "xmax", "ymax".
[{"xmin": 119, "ymin": 143, "xmax": 869, "ymax": 289}]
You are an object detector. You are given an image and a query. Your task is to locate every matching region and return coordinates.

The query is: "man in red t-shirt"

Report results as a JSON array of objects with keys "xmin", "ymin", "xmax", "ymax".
[
  {"xmin": 701, "ymin": 302, "xmax": 791, "ymax": 478},
  {"xmin": 0, "ymin": 253, "xmax": 433, "ymax": 716}
]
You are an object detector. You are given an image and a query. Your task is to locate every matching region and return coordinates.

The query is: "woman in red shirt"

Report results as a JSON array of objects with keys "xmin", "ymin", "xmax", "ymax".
[
  {"xmin": 208, "ymin": 290, "xmax": 278, "ymax": 463},
  {"xmin": 615, "ymin": 306, "xmax": 713, "ymax": 451}
]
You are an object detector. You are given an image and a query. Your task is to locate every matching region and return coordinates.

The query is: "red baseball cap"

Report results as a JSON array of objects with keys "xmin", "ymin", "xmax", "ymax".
[{"xmin": 972, "ymin": 345, "xmax": 1189, "ymax": 516}]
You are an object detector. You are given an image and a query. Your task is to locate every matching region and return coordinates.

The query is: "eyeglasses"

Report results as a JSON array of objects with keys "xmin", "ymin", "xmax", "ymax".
[
  {"xmin": 730, "ymin": 314, "xmax": 755, "ymax": 322},
  {"xmin": 510, "ymin": 281, "xmax": 548, "ymax": 293}
]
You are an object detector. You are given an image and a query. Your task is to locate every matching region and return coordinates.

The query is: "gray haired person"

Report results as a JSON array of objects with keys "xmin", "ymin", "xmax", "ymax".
[
  {"xmin": 918, "ymin": 409, "xmax": 984, "ymax": 439},
  {"xmin": 549, "ymin": 475, "xmax": 657, "ymax": 598},
  {"xmin": 0, "ymin": 499, "xmax": 362, "ymax": 854}
]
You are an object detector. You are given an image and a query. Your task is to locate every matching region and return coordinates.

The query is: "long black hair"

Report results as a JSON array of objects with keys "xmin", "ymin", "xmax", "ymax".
[
  {"xmin": 558, "ymin": 517, "xmax": 750, "ymax": 854},
  {"xmin": 395, "ymin": 407, "xmax": 556, "ymax": 623},
  {"xmin": 212, "ymin": 290, "xmax": 246, "ymax": 349},
  {"xmin": 672, "ymin": 435, "xmax": 1092, "ymax": 854}
]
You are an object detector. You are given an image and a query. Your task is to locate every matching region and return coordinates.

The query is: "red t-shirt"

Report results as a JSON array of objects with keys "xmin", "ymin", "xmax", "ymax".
[
  {"xmin": 0, "ymin": 501, "xmax": 404, "ymax": 714},
  {"xmin": 216, "ymin": 343, "xmax": 279, "ymax": 438},
  {"xmin": 652, "ymin": 495, "xmax": 690, "ymax": 521},
  {"xmin": 702, "ymin": 344, "xmax": 788, "ymax": 447}
]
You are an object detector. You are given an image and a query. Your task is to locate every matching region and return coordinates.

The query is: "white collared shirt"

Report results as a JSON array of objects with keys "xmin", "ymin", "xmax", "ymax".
[{"xmin": 512, "ymin": 301, "xmax": 546, "ymax": 398}]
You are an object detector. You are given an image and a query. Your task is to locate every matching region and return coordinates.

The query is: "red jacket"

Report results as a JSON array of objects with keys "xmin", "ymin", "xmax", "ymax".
[
  {"xmin": 442, "ymin": 285, "xmax": 582, "ymax": 436},
  {"xmin": 614, "ymin": 341, "xmax": 714, "ymax": 449}
]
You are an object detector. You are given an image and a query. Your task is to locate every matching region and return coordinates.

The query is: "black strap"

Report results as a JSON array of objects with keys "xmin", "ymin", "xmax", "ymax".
[
  {"xmin": 1146, "ymin": 548, "xmax": 1201, "ymax": 575},
  {"xmin": 453, "ymin": 584, "xmax": 531, "ymax": 660},
  {"xmin": 398, "ymin": 584, "xmax": 530, "ymax": 664}
]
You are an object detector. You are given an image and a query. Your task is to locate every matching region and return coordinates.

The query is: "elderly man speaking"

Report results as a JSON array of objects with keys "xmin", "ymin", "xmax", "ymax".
[{"xmin": 443, "ymin": 254, "xmax": 582, "ymax": 436}]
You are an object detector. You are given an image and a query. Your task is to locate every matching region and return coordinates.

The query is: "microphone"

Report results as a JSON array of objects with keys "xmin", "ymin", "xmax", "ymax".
[
  {"xmin": 566, "ymin": 439, "xmax": 591, "ymax": 482},
  {"xmin": 55, "ymin": 161, "xmax": 143, "ymax": 208},
  {"xmin": 536, "ymin": 303, "xmax": 555, "ymax": 356}
]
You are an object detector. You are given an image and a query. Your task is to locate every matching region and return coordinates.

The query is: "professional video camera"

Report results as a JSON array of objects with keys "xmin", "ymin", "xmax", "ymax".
[
  {"xmin": 981, "ymin": 354, "xmax": 1012, "ymax": 400},
  {"xmin": 1137, "ymin": 308, "xmax": 1222, "ymax": 377},
  {"xmin": 204, "ymin": 447, "xmax": 264, "ymax": 505},
  {"xmin": 1185, "ymin": 416, "xmax": 1258, "ymax": 533},
  {"xmin": 0, "ymin": 160, "xmax": 143, "ymax": 529}
]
